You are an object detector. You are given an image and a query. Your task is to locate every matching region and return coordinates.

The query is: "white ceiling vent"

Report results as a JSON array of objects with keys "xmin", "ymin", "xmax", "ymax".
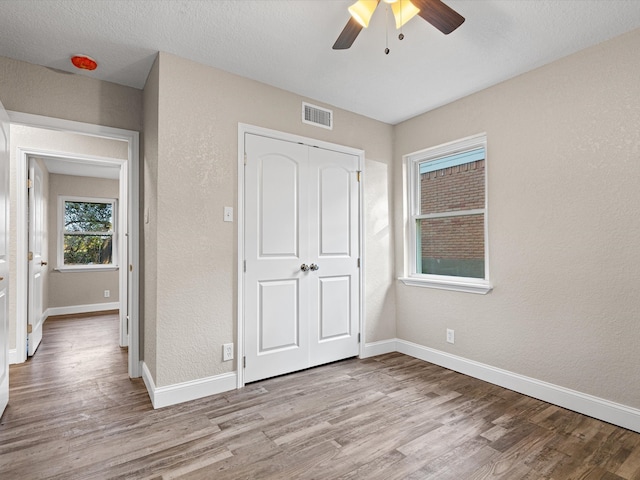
[{"xmin": 302, "ymin": 102, "xmax": 333, "ymax": 130}]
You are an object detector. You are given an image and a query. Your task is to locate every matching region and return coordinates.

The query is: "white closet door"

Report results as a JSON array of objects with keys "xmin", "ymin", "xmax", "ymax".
[
  {"xmin": 244, "ymin": 134, "xmax": 360, "ymax": 383},
  {"xmin": 244, "ymin": 134, "xmax": 310, "ymax": 383},
  {"xmin": 307, "ymin": 146, "xmax": 360, "ymax": 366}
]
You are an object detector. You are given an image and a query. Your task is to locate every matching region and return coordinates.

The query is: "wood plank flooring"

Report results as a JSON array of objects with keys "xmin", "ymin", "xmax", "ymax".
[{"xmin": 2, "ymin": 314, "xmax": 640, "ymax": 479}]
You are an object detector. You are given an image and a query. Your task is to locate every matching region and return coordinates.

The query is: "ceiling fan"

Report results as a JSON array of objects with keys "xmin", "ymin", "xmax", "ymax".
[{"xmin": 333, "ymin": 0, "xmax": 465, "ymax": 50}]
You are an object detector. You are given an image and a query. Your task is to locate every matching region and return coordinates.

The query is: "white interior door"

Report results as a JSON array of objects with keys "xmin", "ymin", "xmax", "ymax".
[
  {"xmin": 244, "ymin": 133, "xmax": 360, "ymax": 383},
  {"xmin": 244, "ymin": 136, "xmax": 310, "ymax": 382},
  {"xmin": 0, "ymin": 99, "xmax": 10, "ymax": 417},
  {"xmin": 27, "ymin": 159, "xmax": 45, "ymax": 356},
  {"xmin": 307, "ymin": 147, "xmax": 360, "ymax": 366}
]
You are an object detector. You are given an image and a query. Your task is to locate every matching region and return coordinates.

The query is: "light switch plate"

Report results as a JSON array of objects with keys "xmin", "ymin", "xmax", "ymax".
[{"xmin": 223, "ymin": 206, "xmax": 233, "ymax": 222}]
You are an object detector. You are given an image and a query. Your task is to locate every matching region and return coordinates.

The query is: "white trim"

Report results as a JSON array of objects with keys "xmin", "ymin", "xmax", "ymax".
[
  {"xmin": 398, "ymin": 276, "xmax": 492, "ymax": 294},
  {"xmin": 236, "ymin": 127, "xmax": 245, "ymax": 388},
  {"xmin": 237, "ymin": 123, "xmax": 365, "ymax": 388},
  {"xmin": 395, "ymin": 339, "xmax": 640, "ymax": 434},
  {"xmin": 361, "ymin": 339, "xmax": 397, "ymax": 358},
  {"xmin": 9, "ymin": 111, "xmax": 134, "ymax": 141},
  {"xmin": 15, "ymin": 149, "xmax": 28, "ymax": 365},
  {"xmin": 55, "ymin": 266, "xmax": 119, "ymax": 273},
  {"xmin": 142, "ymin": 362, "xmax": 237, "ymax": 409},
  {"xmin": 403, "ymin": 133, "xmax": 490, "ymax": 294},
  {"xmin": 8, "ymin": 111, "xmax": 140, "ymax": 378},
  {"xmin": 141, "ymin": 362, "xmax": 156, "ymax": 406},
  {"xmin": 417, "ymin": 208, "xmax": 485, "ymax": 220},
  {"xmin": 8, "ymin": 349, "xmax": 18, "ymax": 365},
  {"xmin": 357, "ymin": 151, "xmax": 365, "ymax": 358},
  {"xmin": 44, "ymin": 302, "xmax": 120, "ymax": 318},
  {"xmin": 57, "ymin": 195, "xmax": 117, "ymax": 269},
  {"xmin": 406, "ymin": 133, "xmax": 488, "ymax": 163}
]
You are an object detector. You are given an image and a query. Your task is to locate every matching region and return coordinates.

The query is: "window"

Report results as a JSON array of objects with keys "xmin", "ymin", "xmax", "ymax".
[
  {"xmin": 401, "ymin": 134, "xmax": 491, "ymax": 294},
  {"xmin": 58, "ymin": 196, "xmax": 117, "ymax": 270}
]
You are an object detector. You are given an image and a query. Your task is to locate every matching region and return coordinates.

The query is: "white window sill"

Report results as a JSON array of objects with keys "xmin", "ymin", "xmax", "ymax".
[
  {"xmin": 54, "ymin": 266, "xmax": 119, "ymax": 273},
  {"xmin": 398, "ymin": 276, "xmax": 493, "ymax": 295}
]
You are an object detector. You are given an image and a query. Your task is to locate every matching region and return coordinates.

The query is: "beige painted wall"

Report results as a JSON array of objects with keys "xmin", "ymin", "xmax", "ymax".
[
  {"xmin": 47, "ymin": 174, "xmax": 119, "ymax": 309},
  {"xmin": 0, "ymin": 56, "xmax": 142, "ymax": 132},
  {"xmin": 142, "ymin": 57, "xmax": 159, "ymax": 380},
  {"xmin": 393, "ymin": 28, "xmax": 640, "ymax": 408},
  {"xmin": 144, "ymin": 52, "xmax": 395, "ymax": 387},
  {"xmin": 8, "ymin": 125, "xmax": 128, "ymax": 352}
]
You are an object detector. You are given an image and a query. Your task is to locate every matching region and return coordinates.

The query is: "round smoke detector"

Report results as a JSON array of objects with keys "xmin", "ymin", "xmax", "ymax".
[{"xmin": 70, "ymin": 55, "xmax": 98, "ymax": 71}]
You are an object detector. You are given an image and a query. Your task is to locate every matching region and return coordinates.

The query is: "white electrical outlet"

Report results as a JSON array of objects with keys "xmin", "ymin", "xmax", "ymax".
[
  {"xmin": 104, "ymin": 290, "xmax": 110, "ymax": 298},
  {"xmin": 446, "ymin": 329, "xmax": 455, "ymax": 344},
  {"xmin": 223, "ymin": 343, "xmax": 234, "ymax": 361}
]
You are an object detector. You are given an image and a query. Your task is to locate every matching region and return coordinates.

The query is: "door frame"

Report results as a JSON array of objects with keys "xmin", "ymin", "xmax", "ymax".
[
  {"xmin": 237, "ymin": 123, "xmax": 365, "ymax": 388},
  {"xmin": 10, "ymin": 111, "xmax": 141, "ymax": 378},
  {"xmin": 20, "ymin": 149, "xmax": 127, "ymax": 356}
]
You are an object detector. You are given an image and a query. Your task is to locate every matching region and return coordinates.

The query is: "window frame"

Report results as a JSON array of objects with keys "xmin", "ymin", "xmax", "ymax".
[
  {"xmin": 57, "ymin": 195, "xmax": 118, "ymax": 272},
  {"xmin": 400, "ymin": 133, "xmax": 492, "ymax": 294}
]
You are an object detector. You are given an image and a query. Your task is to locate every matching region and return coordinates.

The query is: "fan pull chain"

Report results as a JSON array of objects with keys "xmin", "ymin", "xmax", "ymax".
[
  {"xmin": 399, "ymin": 0, "xmax": 405, "ymax": 41},
  {"xmin": 385, "ymin": 3, "xmax": 390, "ymax": 54}
]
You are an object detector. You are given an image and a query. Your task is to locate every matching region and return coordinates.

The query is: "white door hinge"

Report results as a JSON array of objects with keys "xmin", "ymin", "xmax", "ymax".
[{"xmin": 243, "ymin": 356, "xmax": 246, "ymax": 368}]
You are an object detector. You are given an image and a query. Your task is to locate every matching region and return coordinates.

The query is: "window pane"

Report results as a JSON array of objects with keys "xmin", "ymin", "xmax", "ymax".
[
  {"xmin": 420, "ymin": 159, "xmax": 485, "ymax": 215},
  {"xmin": 64, "ymin": 234, "xmax": 113, "ymax": 265},
  {"xmin": 416, "ymin": 214, "xmax": 484, "ymax": 278},
  {"xmin": 65, "ymin": 201, "xmax": 113, "ymax": 232}
]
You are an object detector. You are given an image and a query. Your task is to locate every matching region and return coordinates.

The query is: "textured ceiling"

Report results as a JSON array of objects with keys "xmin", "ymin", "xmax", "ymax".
[
  {"xmin": 1, "ymin": 0, "xmax": 640, "ymax": 125},
  {"xmin": 40, "ymin": 157, "xmax": 121, "ymax": 179}
]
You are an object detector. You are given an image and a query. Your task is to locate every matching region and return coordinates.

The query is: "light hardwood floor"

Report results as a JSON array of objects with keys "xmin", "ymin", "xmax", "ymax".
[{"xmin": 1, "ymin": 314, "xmax": 640, "ymax": 479}]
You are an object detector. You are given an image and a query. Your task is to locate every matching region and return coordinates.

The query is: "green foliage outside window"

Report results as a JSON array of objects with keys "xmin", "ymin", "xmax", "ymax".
[{"xmin": 64, "ymin": 201, "xmax": 114, "ymax": 265}]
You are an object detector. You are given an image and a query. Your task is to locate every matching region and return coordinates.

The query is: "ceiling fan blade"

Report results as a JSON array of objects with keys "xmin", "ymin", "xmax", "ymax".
[
  {"xmin": 412, "ymin": 0, "xmax": 465, "ymax": 35},
  {"xmin": 332, "ymin": 17, "xmax": 364, "ymax": 49}
]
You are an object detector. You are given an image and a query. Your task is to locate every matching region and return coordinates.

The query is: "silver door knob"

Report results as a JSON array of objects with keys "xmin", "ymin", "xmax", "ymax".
[
  {"xmin": 309, "ymin": 263, "xmax": 319, "ymax": 271},
  {"xmin": 300, "ymin": 263, "xmax": 310, "ymax": 272}
]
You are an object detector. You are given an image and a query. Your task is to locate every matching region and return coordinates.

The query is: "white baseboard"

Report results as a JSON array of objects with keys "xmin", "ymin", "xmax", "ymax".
[
  {"xmin": 45, "ymin": 302, "xmax": 120, "ymax": 318},
  {"xmin": 8, "ymin": 349, "xmax": 18, "ymax": 365},
  {"xmin": 394, "ymin": 338, "xmax": 640, "ymax": 434},
  {"xmin": 140, "ymin": 338, "xmax": 640, "ymax": 433},
  {"xmin": 362, "ymin": 339, "xmax": 397, "ymax": 358},
  {"xmin": 142, "ymin": 361, "xmax": 237, "ymax": 409}
]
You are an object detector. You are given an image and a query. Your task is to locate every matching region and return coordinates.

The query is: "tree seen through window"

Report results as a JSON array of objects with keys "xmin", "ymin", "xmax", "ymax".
[{"xmin": 63, "ymin": 200, "xmax": 114, "ymax": 265}]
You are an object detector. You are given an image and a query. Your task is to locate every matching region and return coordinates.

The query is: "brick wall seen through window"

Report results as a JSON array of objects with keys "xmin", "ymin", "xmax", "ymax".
[{"xmin": 418, "ymin": 159, "xmax": 485, "ymax": 278}]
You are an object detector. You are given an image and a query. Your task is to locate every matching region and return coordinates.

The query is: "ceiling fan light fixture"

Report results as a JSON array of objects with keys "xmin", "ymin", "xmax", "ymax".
[
  {"xmin": 348, "ymin": 0, "xmax": 378, "ymax": 28},
  {"xmin": 391, "ymin": 1, "xmax": 420, "ymax": 28}
]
